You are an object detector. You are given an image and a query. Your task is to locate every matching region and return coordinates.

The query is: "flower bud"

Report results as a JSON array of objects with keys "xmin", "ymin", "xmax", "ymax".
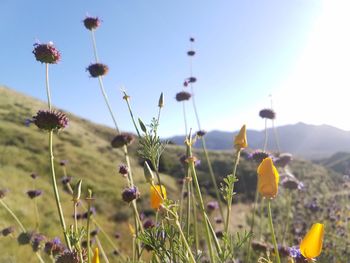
[
  {"xmin": 158, "ymin": 92, "xmax": 164, "ymax": 108},
  {"xmin": 72, "ymin": 179, "xmax": 82, "ymax": 202}
]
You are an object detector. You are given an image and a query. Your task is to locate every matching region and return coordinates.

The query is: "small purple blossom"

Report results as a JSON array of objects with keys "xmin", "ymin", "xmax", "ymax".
[
  {"xmin": 32, "ymin": 110, "xmax": 69, "ymax": 131},
  {"xmin": 1, "ymin": 226, "xmax": 15, "ymax": 236},
  {"xmin": 33, "ymin": 42, "xmax": 61, "ymax": 64},
  {"xmin": 27, "ymin": 190, "xmax": 43, "ymax": 199},
  {"xmin": 61, "ymin": 176, "xmax": 72, "ymax": 185},
  {"xmin": 175, "ymin": 91, "xmax": 191, "ymax": 102},
  {"xmin": 206, "ymin": 201, "xmax": 219, "ymax": 212},
  {"xmin": 259, "ymin": 108, "xmax": 276, "ymax": 120},
  {"xmin": 86, "ymin": 63, "xmax": 109, "ymax": 77},
  {"xmin": 122, "ymin": 186, "xmax": 140, "ymax": 203},
  {"xmin": 118, "ymin": 164, "xmax": 129, "ymax": 176},
  {"xmin": 83, "ymin": 16, "xmax": 101, "ymax": 30}
]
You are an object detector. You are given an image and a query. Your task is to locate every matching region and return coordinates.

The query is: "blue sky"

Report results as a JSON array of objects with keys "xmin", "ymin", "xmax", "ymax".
[{"xmin": 2, "ymin": 0, "xmax": 349, "ymax": 136}]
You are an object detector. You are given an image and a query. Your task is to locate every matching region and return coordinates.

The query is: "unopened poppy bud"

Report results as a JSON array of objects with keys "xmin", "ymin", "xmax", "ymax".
[
  {"xmin": 138, "ymin": 118, "xmax": 147, "ymax": 133},
  {"xmin": 72, "ymin": 179, "xmax": 82, "ymax": 202},
  {"xmin": 150, "ymin": 185, "xmax": 166, "ymax": 209},
  {"xmin": 143, "ymin": 162, "xmax": 154, "ymax": 184},
  {"xmin": 158, "ymin": 92, "xmax": 164, "ymax": 108},
  {"xmin": 257, "ymin": 158, "xmax": 279, "ymax": 198},
  {"xmin": 92, "ymin": 247, "xmax": 100, "ymax": 263},
  {"xmin": 234, "ymin": 125, "xmax": 248, "ymax": 150}
]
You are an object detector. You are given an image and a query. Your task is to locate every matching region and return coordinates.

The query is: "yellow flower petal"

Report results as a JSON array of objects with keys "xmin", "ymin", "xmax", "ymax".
[
  {"xmin": 234, "ymin": 125, "xmax": 248, "ymax": 150},
  {"xmin": 150, "ymin": 185, "xmax": 166, "ymax": 209},
  {"xmin": 92, "ymin": 247, "xmax": 100, "ymax": 263},
  {"xmin": 300, "ymin": 223, "xmax": 324, "ymax": 259},
  {"xmin": 257, "ymin": 158, "xmax": 279, "ymax": 198}
]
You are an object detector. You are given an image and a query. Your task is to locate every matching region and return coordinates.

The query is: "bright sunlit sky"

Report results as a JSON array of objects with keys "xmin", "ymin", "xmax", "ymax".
[{"xmin": 1, "ymin": 0, "xmax": 350, "ymax": 136}]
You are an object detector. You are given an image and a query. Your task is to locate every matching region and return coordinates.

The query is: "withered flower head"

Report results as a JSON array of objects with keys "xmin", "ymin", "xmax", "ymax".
[
  {"xmin": 56, "ymin": 250, "xmax": 83, "ymax": 263},
  {"xmin": 175, "ymin": 91, "xmax": 191, "ymax": 102},
  {"xmin": 196, "ymin": 130, "xmax": 206, "ymax": 137},
  {"xmin": 251, "ymin": 240, "xmax": 270, "ymax": 252},
  {"xmin": 111, "ymin": 133, "xmax": 135, "ymax": 148},
  {"xmin": 32, "ymin": 110, "xmax": 69, "ymax": 131},
  {"xmin": 190, "ymin": 37, "xmax": 195, "ymax": 42},
  {"xmin": 118, "ymin": 164, "xmax": 129, "ymax": 176},
  {"xmin": 86, "ymin": 63, "xmax": 109, "ymax": 77},
  {"xmin": 0, "ymin": 189, "xmax": 9, "ymax": 199},
  {"xmin": 187, "ymin": 50, "xmax": 196, "ymax": 56},
  {"xmin": 1, "ymin": 226, "xmax": 15, "ymax": 236},
  {"xmin": 59, "ymin": 160, "xmax": 68, "ymax": 166},
  {"xmin": 143, "ymin": 219, "xmax": 155, "ymax": 229},
  {"xmin": 83, "ymin": 16, "xmax": 101, "ymax": 30},
  {"xmin": 27, "ymin": 190, "xmax": 43, "ymax": 199},
  {"xmin": 188, "ymin": 77, "xmax": 197, "ymax": 83},
  {"xmin": 259, "ymin": 108, "xmax": 276, "ymax": 120},
  {"xmin": 33, "ymin": 42, "xmax": 61, "ymax": 64},
  {"xmin": 30, "ymin": 172, "xmax": 38, "ymax": 179},
  {"xmin": 122, "ymin": 186, "xmax": 140, "ymax": 203},
  {"xmin": 17, "ymin": 232, "xmax": 33, "ymax": 245}
]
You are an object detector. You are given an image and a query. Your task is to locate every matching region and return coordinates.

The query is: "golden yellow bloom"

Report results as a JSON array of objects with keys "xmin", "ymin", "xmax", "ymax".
[
  {"xmin": 92, "ymin": 247, "xmax": 100, "ymax": 263},
  {"xmin": 150, "ymin": 185, "xmax": 166, "ymax": 209},
  {"xmin": 234, "ymin": 125, "xmax": 248, "ymax": 150},
  {"xmin": 300, "ymin": 223, "xmax": 324, "ymax": 259},
  {"xmin": 257, "ymin": 157, "xmax": 279, "ymax": 198}
]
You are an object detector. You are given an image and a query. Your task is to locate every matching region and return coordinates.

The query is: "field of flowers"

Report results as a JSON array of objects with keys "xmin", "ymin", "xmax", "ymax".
[{"xmin": 0, "ymin": 14, "xmax": 349, "ymax": 263}]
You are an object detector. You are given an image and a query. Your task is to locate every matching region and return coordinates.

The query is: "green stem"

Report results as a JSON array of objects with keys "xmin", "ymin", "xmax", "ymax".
[
  {"xmin": 87, "ymin": 198, "xmax": 92, "ymax": 263},
  {"xmin": 91, "ymin": 30, "xmax": 99, "ymax": 62},
  {"xmin": 246, "ymin": 188, "xmax": 259, "ymax": 262},
  {"xmin": 34, "ymin": 198, "xmax": 40, "ymax": 231},
  {"xmin": 0, "ymin": 200, "xmax": 45, "ymax": 263},
  {"xmin": 190, "ymin": 182, "xmax": 199, "ymax": 254},
  {"xmin": 122, "ymin": 91, "xmax": 141, "ymax": 137},
  {"xmin": 201, "ymin": 137, "xmax": 225, "ymax": 222},
  {"xmin": 0, "ymin": 199, "xmax": 26, "ymax": 232},
  {"xmin": 151, "ymin": 160, "xmax": 165, "ymax": 198},
  {"xmin": 45, "ymin": 64, "xmax": 52, "ymax": 110},
  {"xmin": 263, "ymin": 119, "xmax": 268, "ymax": 151},
  {"xmin": 175, "ymin": 220, "xmax": 196, "ymax": 263},
  {"xmin": 49, "ymin": 131, "xmax": 71, "ymax": 250},
  {"xmin": 186, "ymin": 173, "xmax": 191, "ymax": 239},
  {"xmin": 267, "ymin": 201, "xmax": 281, "ymax": 263},
  {"xmin": 272, "ymin": 120, "xmax": 281, "ymax": 153},
  {"xmin": 188, "ymin": 152, "xmax": 216, "ymax": 262},
  {"xmin": 225, "ymin": 149, "xmax": 241, "ymax": 233},
  {"xmin": 182, "ymin": 101, "xmax": 188, "ymax": 135}
]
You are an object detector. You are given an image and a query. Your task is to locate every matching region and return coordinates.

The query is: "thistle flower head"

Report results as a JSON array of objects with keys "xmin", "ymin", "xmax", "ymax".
[
  {"xmin": 190, "ymin": 37, "xmax": 195, "ymax": 42},
  {"xmin": 17, "ymin": 232, "xmax": 33, "ymax": 245},
  {"xmin": 27, "ymin": 190, "xmax": 43, "ymax": 199},
  {"xmin": 31, "ymin": 233, "xmax": 46, "ymax": 252},
  {"xmin": 248, "ymin": 150, "xmax": 270, "ymax": 163},
  {"xmin": 143, "ymin": 219, "xmax": 155, "ymax": 229},
  {"xmin": 86, "ymin": 63, "xmax": 109, "ymax": 77},
  {"xmin": 83, "ymin": 16, "xmax": 101, "ymax": 30},
  {"xmin": 56, "ymin": 250, "xmax": 82, "ymax": 263},
  {"xmin": 288, "ymin": 246, "xmax": 307, "ymax": 262},
  {"xmin": 0, "ymin": 189, "xmax": 9, "ymax": 199},
  {"xmin": 196, "ymin": 130, "xmax": 206, "ymax": 137},
  {"xmin": 257, "ymin": 157, "xmax": 279, "ymax": 198},
  {"xmin": 122, "ymin": 186, "xmax": 140, "ymax": 203},
  {"xmin": 33, "ymin": 42, "xmax": 61, "ymax": 64},
  {"xmin": 206, "ymin": 201, "xmax": 219, "ymax": 212},
  {"xmin": 111, "ymin": 133, "xmax": 135, "ymax": 148},
  {"xmin": 30, "ymin": 172, "xmax": 38, "ymax": 179},
  {"xmin": 251, "ymin": 240, "xmax": 270, "ymax": 252},
  {"xmin": 60, "ymin": 160, "xmax": 68, "ymax": 166},
  {"xmin": 175, "ymin": 91, "xmax": 191, "ymax": 102},
  {"xmin": 1, "ymin": 226, "xmax": 15, "ymax": 236},
  {"xmin": 44, "ymin": 237, "xmax": 65, "ymax": 256},
  {"xmin": 32, "ymin": 110, "xmax": 69, "ymax": 131},
  {"xmin": 274, "ymin": 153, "xmax": 293, "ymax": 168},
  {"xmin": 118, "ymin": 164, "xmax": 129, "ymax": 176},
  {"xmin": 187, "ymin": 50, "xmax": 196, "ymax": 56},
  {"xmin": 259, "ymin": 108, "xmax": 276, "ymax": 120},
  {"xmin": 281, "ymin": 177, "xmax": 300, "ymax": 191},
  {"xmin": 61, "ymin": 176, "xmax": 72, "ymax": 185}
]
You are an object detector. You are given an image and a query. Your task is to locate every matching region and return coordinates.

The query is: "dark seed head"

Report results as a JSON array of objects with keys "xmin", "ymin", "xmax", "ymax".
[
  {"xmin": 143, "ymin": 219, "xmax": 155, "ymax": 229},
  {"xmin": 56, "ymin": 250, "xmax": 81, "ymax": 263},
  {"xmin": 118, "ymin": 164, "xmax": 129, "ymax": 176},
  {"xmin": 196, "ymin": 130, "xmax": 206, "ymax": 137},
  {"xmin": 0, "ymin": 189, "xmax": 9, "ymax": 199},
  {"xmin": 259, "ymin": 108, "xmax": 276, "ymax": 120},
  {"xmin": 32, "ymin": 110, "xmax": 69, "ymax": 131},
  {"xmin": 59, "ymin": 160, "xmax": 68, "ymax": 166},
  {"xmin": 190, "ymin": 37, "xmax": 195, "ymax": 42},
  {"xmin": 61, "ymin": 176, "xmax": 72, "ymax": 185},
  {"xmin": 281, "ymin": 177, "xmax": 300, "ymax": 191},
  {"xmin": 111, "ymin": 133, "xmax": 135, "ymax": 148},
  {"xmin": 30, "ymin": 172, "xmax": 38, "ymax": 179},
  {"xmin": 175, "ymin": 91, "xmax": 191, "ymax": 102},
  {"xmin": 187, "ymin": 50, "xmax": 195, "ymax": 56},
  {"xmin": 17, "ymin": 232, "xmax": 33, "ymax": 245},
  {"xmin": 188, "ymin": 77, "xmax": 197, "ymax": 83},
  {"xmin": 27, "ymin": 190, "xmax": 43, "ymax": 199},
  {"xmin": 207, "ymin": 201, "xmax": 219, "ymax": 212},
  {"xmin": 83, "ymin": 16, "xmax": 101, "ymax": 30},
  {"xmin": 251, "ymin": 240, "xmax": 269, "ymax": 252},
  {"xmin": 86, "ymin": 63, "xmax": 109, "ymax": 77},
  {"xmin": 33, "ymin": 42, "xmax": 61, "ymax": 64},
  {"xmin": 1, "ymin": 226, "xmax": 15, "ymax": 236},
  {"xmin": 122, "ymin": 186, "xmax": 140, "ymax": 203}
]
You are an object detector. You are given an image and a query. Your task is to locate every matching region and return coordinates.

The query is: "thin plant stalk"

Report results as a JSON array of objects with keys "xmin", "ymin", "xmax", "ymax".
[
  {"xmin": 263, "ymin": 118, "xmax": 268, "ymax": 151},
  {"xmin": 281, "ymin": 191, "xmax": 292, "ymax": 245},
  {"xmin": 96, "ymin": 236, "xmax": 110, "ymax": 263},
  {"xmin": 86, "ymin": 195, "xmax": 92, "ymax": 263},
  {"xmin": 267, "ymin": 200, "xmax": 281, "ymax": 263},
  {"xmin": 258, "ymin": 198, "xmax": 265, "ymax": 240},
  {"xmin": 225, "ymin": 149, "xmax": 241, "ymax": 233},
  {"xmin": 182, "ymin": 101, "xmax": 188, "ymax": 135},
  {"xmin": 188, "ymin": 142, "xmax": 216, "ymax": 263},
  {"xmin": 34, "ymin": 197, "xmax": 40, "ymax": 230},
  {"xmin": 45, "ymin": 63, "xmax": 71, "ymax": 250},
  {"xmin": 186, "ymin": 175, "xmax": 191, "ymax": 239},
  {"xmin": 246, "ymin": 188, "xmax": 259, "ymax": 262},
  {"xmin": 0, "ymin": 199, "xmax": 45, "ymax": 263},
  {"xmin": 190, "ymin": 182, "xmax": 199, "ymax": 254},
  {"xmin": 91, "ymin": 31, "xmax": 100, "ymax": 62}
]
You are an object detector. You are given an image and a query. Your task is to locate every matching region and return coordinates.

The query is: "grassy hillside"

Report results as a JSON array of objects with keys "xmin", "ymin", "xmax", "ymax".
[{"xmin": 0, "ymin": 86, "xmax": 348, "ymax": 262}]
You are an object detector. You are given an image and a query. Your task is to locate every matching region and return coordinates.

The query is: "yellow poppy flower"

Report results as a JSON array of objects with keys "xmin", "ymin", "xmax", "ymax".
[
  {"xmin": 92, "ymin": 247, "xmax": 100, "ymax": 263},
  {"xmin": 234, "ymin": 125, "xmax": 248, "ymax": 150},
  {"xmin": 150, "ymin": 185, "xmax": 166, "ymax": 209},
  {"xmin": 257, "ymin": 157, "xmax": 279, "ymax": 198},
  {"xmin": 300, "ymin": 223, "xmax": 324, "ymax": 259}
]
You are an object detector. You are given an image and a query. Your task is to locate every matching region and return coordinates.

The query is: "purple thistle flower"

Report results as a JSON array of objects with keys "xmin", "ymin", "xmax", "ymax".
[
  {"xmin": 111, "ymin": 133, "xmax": 135, "ymax": 148},
  {"xmin": 27, "ymin": 190, "xmax": 43, "ymax": 199},
  {"xmin": 187, "ymin": 50, "xmax": 195, "ymax": 56},
  {"xmin": 175, "ymin": 91, "xmax": 191, "ymax": 102},
  {"xmin": 1, "ymin": 226, "xmax": 15, "ymax": 236},
  {"xmin": 33, "ymin": 42, "xmax": 61, "ymax": 64},
  {"xmin": 119, "ymin": 164, "xmax": 129, "ymax": 177},
  {"xmin": 30, "ymin": 172, "xmax": 38, "ymax": 179},
  {"xmin": 86, "ymin": 63, "xmax": 109, "ymax": 77},
  {"xmin": 0, "ymin": 189, "xmax": 9, "ymax": 199},
  {"xmin": 122, "ymin": 186, "xmax": 140, "ymax": 203},
  {"xmin": 25, "ymin": 118, "xmax": 32, "ymax": 127},
  {"xmin": 61, "ymin": 176, "xmax": 72, "ymax": 185},
  {"xmin": 31, "ymin": 233, "xmax": 46, "ymax": 252},
  {"xmin": 143, "ymin": 219, "xmax": 155, "ymax": 229},
  {"xmin": 207, "ymin": 201, "xmax": 219, "ymax": 212},
  {"xmin": 248, "ymin": 150, "xmax": 270, "ymax": 163},
  {"xmin": 259, "ymin": 108, "xmax": 276, "ymax": 120},
  {"xmin": 83, "ymin": 16, "xmax": 101, "ymax": 30},
  {"xmin": 59, "ymin": 160, "xmax": 68, "ymax": 166},
  {"xmin": 196, "ymin": 130, "xmax": 206, "ymax": 137},
  {"xmin": 32, "ymin": 110, "xmax": 69, "ymax": 131}
]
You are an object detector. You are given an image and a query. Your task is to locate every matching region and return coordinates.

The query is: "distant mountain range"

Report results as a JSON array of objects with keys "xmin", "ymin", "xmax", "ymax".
[{"xmin": 167, "ymin": 123, "xmax": 350, "ymax": 159}]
